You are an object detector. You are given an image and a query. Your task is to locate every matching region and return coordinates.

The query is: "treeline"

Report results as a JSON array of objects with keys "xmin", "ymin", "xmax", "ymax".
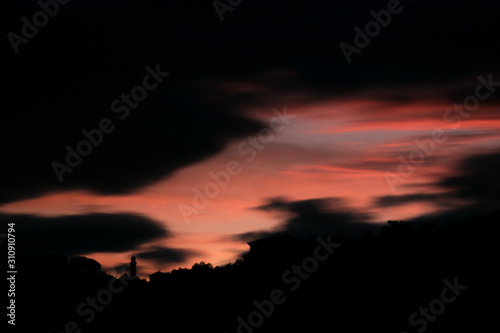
[{"xmin": 11, "ymin": 209, "xmax": 498, "ymax": 333}]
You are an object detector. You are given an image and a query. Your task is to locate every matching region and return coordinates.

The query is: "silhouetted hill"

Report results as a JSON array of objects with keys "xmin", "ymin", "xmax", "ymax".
[{"xmin": 8, "ymin": 209, "xmax": 498, "ymax": 332}]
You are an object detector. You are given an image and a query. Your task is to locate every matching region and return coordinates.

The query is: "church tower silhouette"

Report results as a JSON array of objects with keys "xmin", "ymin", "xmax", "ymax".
[{"xmin": 130, "ymin": 255, "xmax": 137, "ymax": 277}]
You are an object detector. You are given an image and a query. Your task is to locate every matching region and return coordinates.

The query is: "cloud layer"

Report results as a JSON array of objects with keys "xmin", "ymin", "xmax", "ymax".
[
  {"xmin": 374, "ymin": 150, "xmax": 500, "ymax": 224},
  {"xmin": 0, "ymin": 213, "xmax": 168, "ymax": 257},
  {"xmin": 136, "ymin": 246, "xmax": 200, "ymax": 265},
  {"xmin": 234, "ymin": 197, "xmax": 378, "ymax": 241}
]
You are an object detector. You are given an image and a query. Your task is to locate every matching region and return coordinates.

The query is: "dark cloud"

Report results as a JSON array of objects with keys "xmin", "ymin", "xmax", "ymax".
[
  {"xmin": 413, "ymin": 151, "xmax": 500, "ymax": 224},
  {"xmin": 438, "ymin": 151, "xmax": 500, "ymax": 201},
  {"xmin": 373, "ymin": 150, "xmax": 500, "ymax": 224},
  {"xmin": 0, "ymin": 213, "xmax": 168, "ymax": 256},
  {"xmin": 374, "ymin": 193, "xmax": 448, "ymax": 208},
  {"xmin": 1, "ymin": 2, "xmax": 265, "ymax": 204},
  {"xmin": 136, "ymin": 246, "xmax": 199, "ymax": 265},
  {"xmin": 234, "ymin": 197, "xmax": 378, "ymax": 241},
  {"xmin": 232, "ymin": 230, "xmax": 278, "ymax": 243},
  {"xmin": 0, "ymin": 71, "xmax": 263, "ymax": 204}
]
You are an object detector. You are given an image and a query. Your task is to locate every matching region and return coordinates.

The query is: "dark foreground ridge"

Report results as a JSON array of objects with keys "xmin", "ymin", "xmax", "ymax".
[{"xmin": 6, "ymin": 209, "xmax": 498, "ymax": 332}]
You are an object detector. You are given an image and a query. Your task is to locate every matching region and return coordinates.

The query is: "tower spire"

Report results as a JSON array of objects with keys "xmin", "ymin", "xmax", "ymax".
[{"xmin": 130, "ymin": 255, "xmax": 137, "ymax": 277}]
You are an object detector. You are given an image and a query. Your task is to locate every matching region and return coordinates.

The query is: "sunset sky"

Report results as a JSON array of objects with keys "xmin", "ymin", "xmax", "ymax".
[{"xmin": 2, "ymin": 0, "xmax": 499, "ymax": 277}]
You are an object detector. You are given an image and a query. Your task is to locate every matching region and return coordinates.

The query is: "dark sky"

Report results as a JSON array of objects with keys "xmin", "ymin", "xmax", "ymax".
[{"xmin": 2, "ymin": 0, "xmax": 499, "ymax": 203}]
